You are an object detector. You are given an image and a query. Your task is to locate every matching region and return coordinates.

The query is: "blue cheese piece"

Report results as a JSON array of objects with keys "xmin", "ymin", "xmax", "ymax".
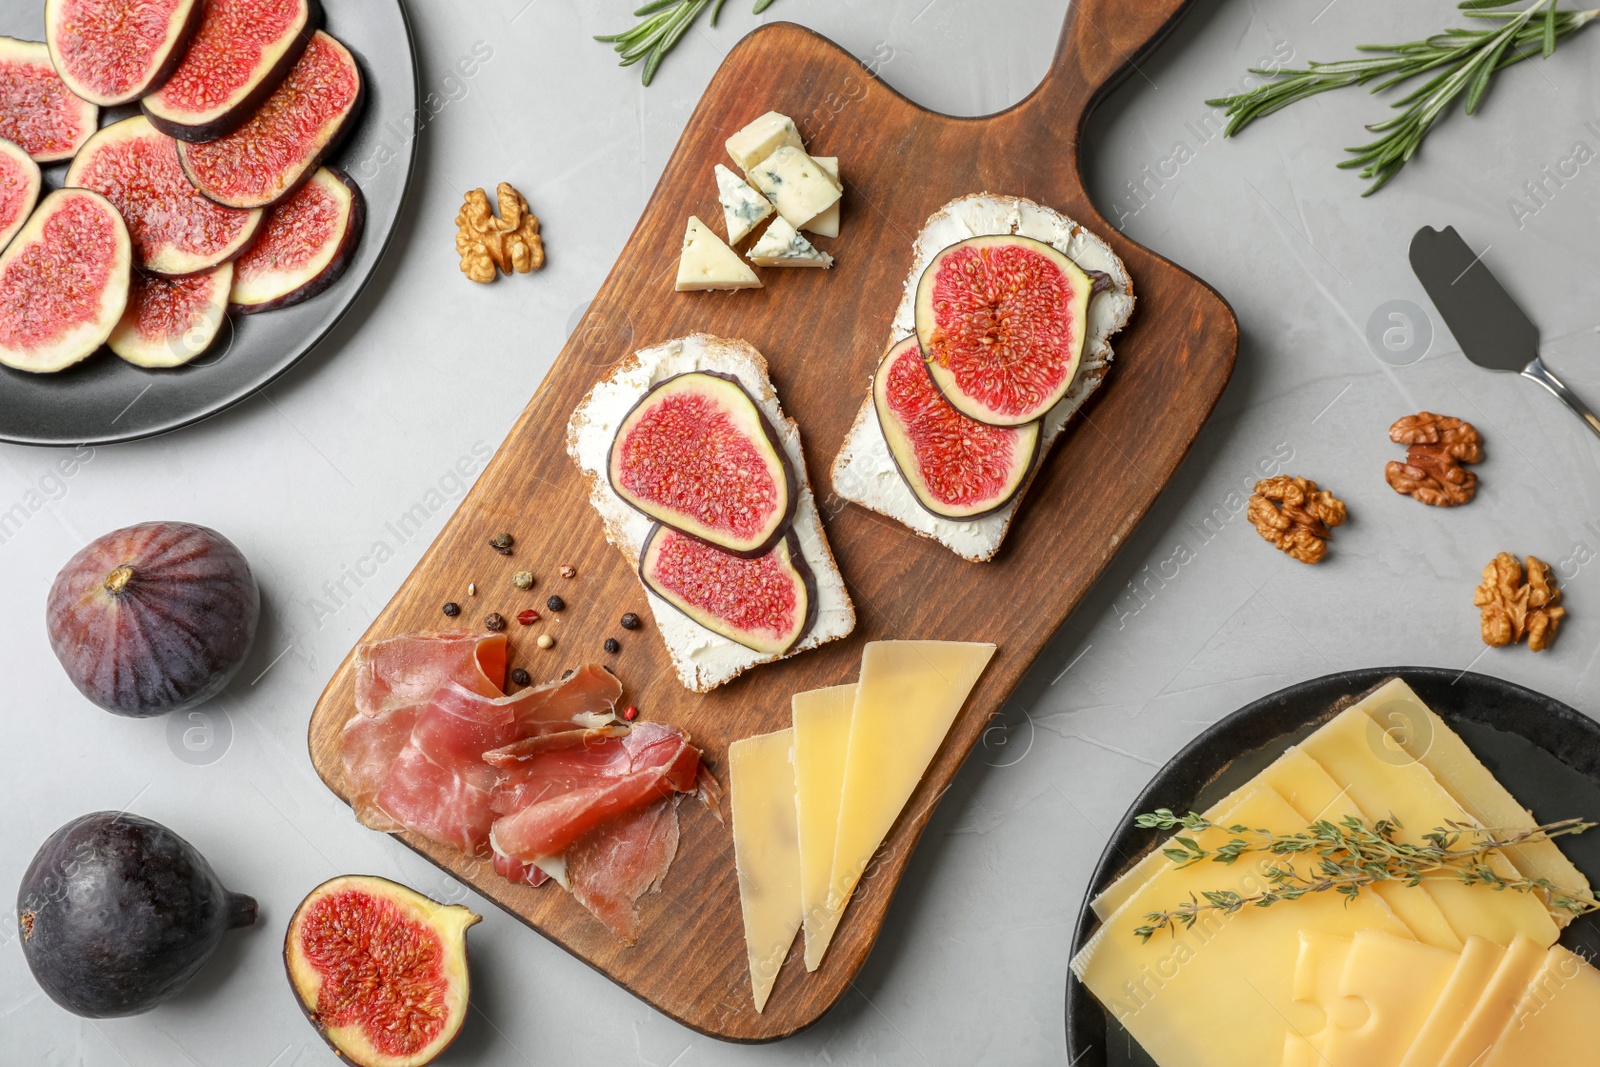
[
  {"xmin": 748, "ymin": 146, "xmax": 842, "ymax": 229},
  {"xmin": 676, "ymin": 215, "xmax": 761, "ymax": 291},
  {"xmin": 803, "ymin": 157, "xmax": 840, "ymax": 238},
  {"xmin": 747, "ymin": 217, "xmax": 833, "ymax": 269},
  {"xmin": 714, "ymin": 164, "xmax": 774, "ymax": 245},
  {"xmin": 726, "ymin": 111, "xmax": 805, "ymax": 173}
]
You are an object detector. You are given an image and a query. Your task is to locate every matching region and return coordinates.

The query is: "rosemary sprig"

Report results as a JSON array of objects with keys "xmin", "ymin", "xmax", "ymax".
[
  {"xmin": 1130, "ymin": 809, "xmax": 1598, "ymax": 942},
  {"xmin": 596, "ymin": 0, "xmax": 780, "ymax": 86},
  {"xmin": 1206, "ymin": 0, "xmax": 1600, "ymax": 194}
]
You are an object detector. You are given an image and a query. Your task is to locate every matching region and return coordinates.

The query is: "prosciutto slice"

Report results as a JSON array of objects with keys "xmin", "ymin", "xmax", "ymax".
[
  {"xmin": 568, "ymin": 798, "xmax": 680, "ymax": 946},
  {"xmin": 352, "ymin": 630, "xmax": 506, "ymax": 715}
]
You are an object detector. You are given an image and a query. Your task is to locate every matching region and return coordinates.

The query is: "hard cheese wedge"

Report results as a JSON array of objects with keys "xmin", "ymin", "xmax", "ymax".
[
  {"xmin": 728, "ymin": 728, "xmax": 803, "ymax": 1012},
  {"xmin": 1295, "ymin": 930, "xmax": 1460, "ymax": 1067},
  {"xmin": 1399, "ymin": 937, "xmax": 1507, "ymax": 1067},
  {"xmin": 675, "ymin": 215, "xmax": 761, "ymax": 291},
  {"xmin": 791, "ymin": 683, "xmax": 855, "ymax": 972},
  {"xmin": 812, "ymin": 641, "xmax": 995, "ymax": 968},
  {"xmin": 1480, "ymin": 945, "xmax": 1600, "ymax": 1064},
  {"xmin": 1071, "ymin": 787, "xmax": 1413, "ymax": 1067}
]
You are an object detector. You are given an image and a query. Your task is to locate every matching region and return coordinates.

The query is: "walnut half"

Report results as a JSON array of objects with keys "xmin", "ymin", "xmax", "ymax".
[
  {"xmin": 1385, "ymin": 412, "xmax": 1483, "ymax": 507},
  {"xmin": 1474, "ymin": 552, "xmax": 1566, "ymax": 652},
  {"xmin": 456, "ymin": 182, "xmax": 545, "ymax": 284},
  {"xmin": 1248, "ymin": 475, "xmax": 1348, "ymax": 564}
]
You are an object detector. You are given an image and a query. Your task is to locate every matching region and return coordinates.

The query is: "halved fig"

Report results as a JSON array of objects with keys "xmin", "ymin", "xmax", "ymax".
[
  {"xmin": 0, "ymin": 138, "xmax": 42, "ymax": 254},
  {"xmin": 230, "ymin": 166, "xmax": 364, "ymax": 313},
  {"xmin": 0, "ymin": 37, "xmax": 98, "ymax": 162},
  {"xmin": 45, "ymin": 0, "xmax": 203, "ymax": 107},
  {"xmin": 66, "ymin": 116, "xmax": 264, "ymax": 277},
  {"xmin": 286, "ymin": 875, "xmax": 478, "ymax": 1067},
  {"xmin": 109, "ymin": 264, "xmax": 231, "ymax": 367},
  {"xmin": 608, "ymin": 371, "xmax": 796, "ymax": 557},
  {"xmin": 179, "ymin": 31, "xmax": 363, "ymax": 210},
  {"xmin": 874, "ymin": 335, "xmax": 1040, "ymax": 520},
  {"xmin": 639, "ymin": 524, "xmax": 816, "ymax": 655},
  {"xmin": 914, "ymin": 234, "xmax": 1093, "ymax": 427},
  {"xmin": 142, "ymin": 0, "xmax": 317, "ymax": 141},
  {"xmin": 0, "ymin": 189, "xmax": 130, "ymax": 374}
]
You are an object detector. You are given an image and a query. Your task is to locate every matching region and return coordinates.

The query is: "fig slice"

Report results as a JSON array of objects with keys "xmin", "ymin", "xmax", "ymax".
[
  {"xmin": 45, "ymin": 0, "xmax": 203, "ymax": 107},
  {"xmin": 914, "ymin": 233, "xmax": 1093, "ymax": 427},
  {"xmin": 0, "ymin": 189, "xmax": 131, "ymax": 374},
  {"xmin": 0, "ymin": 138, "xmax": 42, "ymax": 254},
  {"xmin": 66, "ymin": 116, "xmax": 264, "ymax": 277},
  {"xmin": 639, "ymin": 523, "xmax": 817, "ymax": 655},
  {"xmin": 109, "ymin": 264, "xmax": 232, "ymax": 367},
  {"xmin": 230, "ymin": 166, "xmax": 364, "ymax": 313},
  {"xmin": 178, "ymin": 31, "xmax": 363, "ymax": 210},
  {"xmin": 286, "ymin": 875, "xmax": 479, "ymax": 1067},
  {"xmin": 608, "ymin": 371, "xmax": 797, "ymax": 557},
  {"xmin": 874, "ymin": 335, "xmax": 1041, "ymax": 520},
  {"xmin": 142, "ymin": 0, "xmax": 317, "ymax": 141},
  {"xmin": 0, "ymin": 37, "xmax": 99, "ymax": 162}
]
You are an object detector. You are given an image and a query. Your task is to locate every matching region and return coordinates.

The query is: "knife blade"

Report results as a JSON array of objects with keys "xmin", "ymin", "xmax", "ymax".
[{"xmin": 1409, "ymin": 226, "xmax": 1600, "ymax": 440}]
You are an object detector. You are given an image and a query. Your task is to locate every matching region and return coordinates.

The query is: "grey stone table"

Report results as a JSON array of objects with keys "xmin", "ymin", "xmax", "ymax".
[{"xmin": 5, "ymin": 1, "xmax": 1599, "ymax": 1064}]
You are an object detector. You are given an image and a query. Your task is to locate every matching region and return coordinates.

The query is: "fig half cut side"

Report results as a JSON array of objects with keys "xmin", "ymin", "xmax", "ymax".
[
  {"xmin": 109, "ymin": 264, "xmax": 232, "ymax": 368},
  {"xmin": 0, "ymin": 188, "xmax": 130, "ymax": 374},
  {"xmin": 45, "ymin": 0, "xmax": 203, "ymax": 106},
  {"xmin": 639, "ymin": 524, "xmax": 817, "ymax": 656},
  {"xmin": 914, "ymin": 233, "xmax": 1093, "ymax": 427},
  {"xmin": 286, "ymin": 875, "xmax": 479, "ymax": 1067},
  {"xmin": 142, "ymin": 0, "xmax": 318, "ymax": 141},
  {"xmin": 0, "ymin": 138, "xmax": 42, "ymax": 254},
  {"xmin": 178, "ymin": 31, "xmax": 363, "ymax": 210},
  {"xmin": 874, "ymin": 335, "xmax": 1041, "ymax": 521},
  {"xmin": 230, "ymin": 166, "xmax": 365, "ymax": 314},
  {"xmin": 66, "ymin": 116, "xmax": 264, "ymax": 277},
  {"xmin": 608, "ymin": 371, "xmax": 797, "ymax": 558},
  {"xmin": 0, "ymin": 36, "xmax": 99, "ymax": 162}
]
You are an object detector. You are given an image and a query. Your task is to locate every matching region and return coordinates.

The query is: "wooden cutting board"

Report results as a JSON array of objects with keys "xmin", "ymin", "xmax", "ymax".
[{"xmin": 309, "ymin": 0, "xmax": 1233, "ymax": 1042}]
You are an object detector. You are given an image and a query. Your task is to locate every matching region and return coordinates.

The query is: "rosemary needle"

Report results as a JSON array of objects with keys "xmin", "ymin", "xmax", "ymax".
[
  {"xmin": 596, "ymin": 0, "xmax": 782, "ymax": 86},
  {"xmin": 1207, "ymin": 0, "xmax": 1600, "ymax": 194}
]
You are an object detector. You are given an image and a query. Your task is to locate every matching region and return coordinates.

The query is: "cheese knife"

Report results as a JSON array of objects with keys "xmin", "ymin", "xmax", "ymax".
[{"xmin": 1409, "ymin": 225, "xmax": 1600, "ymax": 441}]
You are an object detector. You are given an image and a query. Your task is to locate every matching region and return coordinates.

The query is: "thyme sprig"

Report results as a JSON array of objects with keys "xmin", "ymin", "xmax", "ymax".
[
  {"xmin": 1130, "ymin": 808, "xmax": 1598, "ymax": 943},
  {"xmin": 1207, "ymin": 0, "xmax": 1600, "ymax": 194},
  {"xmin": 596, "ymin": 0, "xmax": 780, "ymax": 86}
]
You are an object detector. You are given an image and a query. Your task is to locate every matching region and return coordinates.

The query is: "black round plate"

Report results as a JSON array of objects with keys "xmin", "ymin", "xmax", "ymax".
[
  {"xmin": 1064, "ymin": 667, "xmax": 1600, "ymax": 1067},
  {"xmin": 0, "ymin": 1, "xmax": 418, "ymax": 445}
]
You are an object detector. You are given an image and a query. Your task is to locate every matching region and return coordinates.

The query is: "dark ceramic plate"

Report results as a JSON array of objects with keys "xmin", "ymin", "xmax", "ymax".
[
  {"xmin": 0, "ymin": 0, "xmax": 417, "ymax": 445},
  {"xmin": 1064, "ymin": 667, "xmax": 1600, "ymax": 1067}
]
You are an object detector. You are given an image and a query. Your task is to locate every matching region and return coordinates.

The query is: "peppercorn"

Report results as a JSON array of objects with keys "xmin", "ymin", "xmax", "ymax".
[
  {"xmin": 559, "ymin": 565, "xmax": 576, "ymax": 579},
  {"xmin": 442, "ymin": 601, "xmax": 461, "ymax": 617},
  {"xmin": 562, "ymin": 669, "xmax": 574, "ymax": 679},
  {"xmin": 484, "ymin": 612, "xmax": 506, "ymax": 632},
  {"xmin": 620, "ymin": 612, "xmax": 641, "ymax": 630},
  {"xmin": 512, "ymin": 571, "xmax": 534, "ymax": 590},
  {"xmin": 537, "ymin": 633, "xmax": 554, "ymax": 649},
  {"xmin": 604, "ymin": 637, "xmax": 620, "ymax": 654},
  {"xmin": 516, "ymin": 608, "xmax": 540, "ymax": 626},
  {"xmin": 489, "ymin": 532, "xmax": 514, "ymax": 555},
  {"xmin": 546, "ymin": 595, "xmax": 565, "ymax": 612},
  {"xmin": 622, "ymin": 705, "xmax": 639, "ymax": 722},
  {"xmin": 510, "ymin": 668, "xmax": 530, "ymax": 687}
]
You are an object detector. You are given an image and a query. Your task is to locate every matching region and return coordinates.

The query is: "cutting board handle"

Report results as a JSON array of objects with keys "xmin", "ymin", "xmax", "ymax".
[{"xmin": 1035, "ymin": 0, "xmax": 1195, "ymax": 126}]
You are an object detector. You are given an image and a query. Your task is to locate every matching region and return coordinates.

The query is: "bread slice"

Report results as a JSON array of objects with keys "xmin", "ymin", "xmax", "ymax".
[
  {"xmin": 829, "ymin": 194, "xmax": 1136, "ymax": 562},
  {"xmin": 567, "ymin": 334, "xmax": 856, "ymax": 692}
]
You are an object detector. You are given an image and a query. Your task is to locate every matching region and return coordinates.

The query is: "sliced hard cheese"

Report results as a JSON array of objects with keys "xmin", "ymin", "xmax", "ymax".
[
  {"xmin": 1299, "ymin": 929, "xmax": 1460, "ymax": 1067},
  {"xmin": 726, "ymin": 111, "xmax": 804, "ymax": 173},
  {"xmin": 1480, "ymin": 945, "xmax": 1600, "ymax": 1064},
  {"xmin": 814, "ymin": 641, "xmax": 994, "ymax": 967},
  {"xmin": 1072, "ymin": 787, "xmax": 1413, "ymax": 1067},
  {"xmin": 1438, "ymin": 934, "xmax": 1547, "ymax": 1067},
  {"xmin": 803, "ymin": 157, "xmax": 840, "ymax": 238},
  {"xmin": 728, "ymin": 728, "xmax": 803, "ymax": 1012},
  {"xmin": 748, "ymin": 146, "xmax": 842, "ymax": 229},
  {"xmin": 748, "ymin": 217, "xmax": 833, "ymax": 269},
  {"xmin": 791, "ymin": 683, "xmax": 855, "ymax": 972},
  {"xmin": 1359, "ymin": 678, "xmax": 1594, "ymax": 920},
  {"xmin": 714, "ymin": 163, "xmax": 773, "ymax": 245},
  {"xmin": 1400, "ymin": 937, "xmax": 1507, "ymax": 1067},
  {"xmin": 675, "ymin": 216, "xmax": 761, "ymax": 291}
]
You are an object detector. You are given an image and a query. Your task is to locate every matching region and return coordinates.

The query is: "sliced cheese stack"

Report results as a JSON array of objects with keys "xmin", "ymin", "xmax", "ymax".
[
  {"xmin": 727, "ymin": 640, "xmax": 995, "ymax": 1011},
  {"xmin": 1074, "ymin": 678, "xmax": 1594, "ymax": 1066}
]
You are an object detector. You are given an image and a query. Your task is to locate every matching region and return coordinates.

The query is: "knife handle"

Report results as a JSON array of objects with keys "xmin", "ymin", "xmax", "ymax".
[{"xmin": 1523, "ymin": 357, "xmax": 1600, "ymax": 441}]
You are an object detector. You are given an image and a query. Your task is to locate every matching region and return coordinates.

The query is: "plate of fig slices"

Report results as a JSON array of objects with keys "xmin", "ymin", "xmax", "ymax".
[{"xmin": 0, "ymin": 0, "xmax": 417, "ymax": 445}]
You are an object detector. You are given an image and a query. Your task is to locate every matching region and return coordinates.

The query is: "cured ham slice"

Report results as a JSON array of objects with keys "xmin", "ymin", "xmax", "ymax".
[
  {"xmin": 352, "ymin": 630, "xmax": 506, "ymax": 715},
  {"xmin": 568, "ymin": 798, "xmax": 680, "ymax": 946}
]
